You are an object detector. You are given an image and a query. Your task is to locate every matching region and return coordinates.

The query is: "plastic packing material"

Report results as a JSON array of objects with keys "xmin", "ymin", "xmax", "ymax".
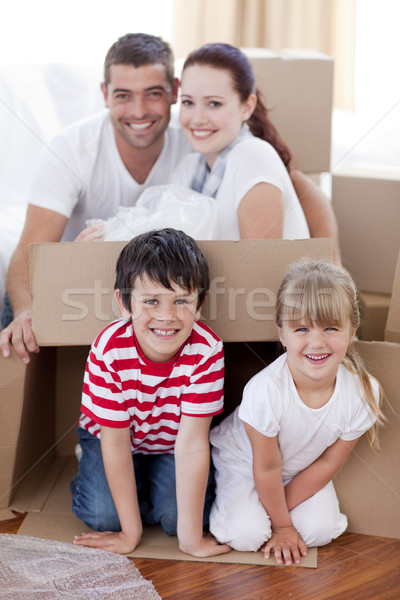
[
  {"xmin": 0, "ymin": 534, "xmax": 161, "ymax": 599},
  {"xmin": 87, "ymin": 184, "xmax": 219, "ymax": 241}
]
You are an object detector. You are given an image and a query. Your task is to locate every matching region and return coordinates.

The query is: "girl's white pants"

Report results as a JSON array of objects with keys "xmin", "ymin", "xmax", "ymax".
[{"xmin": 210, "ymin": 450, "xmax": 347, "ymax": 552}]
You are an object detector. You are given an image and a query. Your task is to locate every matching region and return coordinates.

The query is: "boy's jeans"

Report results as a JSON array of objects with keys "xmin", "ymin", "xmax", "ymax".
[{"xmin": 71, "ymin": 427, "xmax": 215, "ymax": 535}]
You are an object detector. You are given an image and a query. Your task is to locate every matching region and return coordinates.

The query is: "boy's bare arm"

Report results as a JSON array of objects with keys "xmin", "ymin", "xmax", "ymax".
[
  {"xmin": 74, "ymin": 426, "xmax": 142, "ymax": 554},
  {"xmin": 175, "ymin": 415, "xmax": 230, "ymax": 557},
  {"xmin": 284, "ymin": 436, "xmax": 359, "ymax": 512}
]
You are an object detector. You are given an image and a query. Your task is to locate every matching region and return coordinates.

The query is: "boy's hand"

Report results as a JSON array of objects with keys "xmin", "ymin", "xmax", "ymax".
[
  {"xmin": 179, "ymin": 532, "xmax": 231, "ymax": 558},
  {"xmin": 73, "ymin": 529, "xmax": 142, "ymax": 555},
  {"xmin": 261, "ymin": 526, "xmax": 307, "ymax": 566}
]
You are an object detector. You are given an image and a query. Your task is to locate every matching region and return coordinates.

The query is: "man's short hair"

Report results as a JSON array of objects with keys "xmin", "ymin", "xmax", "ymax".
[
  {"xmin": 104, "ymin": 32, "xmax": 175, "ymax": 88},
  {"xmin": 115, "ymin": 228, "xmax": 209, "ymax": 311}
]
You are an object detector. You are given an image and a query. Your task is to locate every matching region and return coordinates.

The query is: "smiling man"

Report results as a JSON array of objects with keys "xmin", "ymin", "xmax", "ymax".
[{"xmin": 0, "ymin": 34, "xmax": 191, "ymax": 362}]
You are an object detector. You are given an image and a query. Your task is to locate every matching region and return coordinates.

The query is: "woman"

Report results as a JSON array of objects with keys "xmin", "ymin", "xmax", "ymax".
[{"xmin": 171, "ymin": 43, "xmax": 310, "ymax": 241}]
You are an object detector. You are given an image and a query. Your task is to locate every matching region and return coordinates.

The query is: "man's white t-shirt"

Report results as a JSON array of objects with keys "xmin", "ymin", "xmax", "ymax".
[
  {"xmin": 171, "ymin": 137, "xmax": 310, "ymax": 240},
  {"xmin": 28, "ymin": 110, "xmax": 191, "ymax": 241}
]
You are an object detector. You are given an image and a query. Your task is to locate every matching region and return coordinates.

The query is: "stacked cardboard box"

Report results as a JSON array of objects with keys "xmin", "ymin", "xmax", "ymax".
[
  {"xmin": 332, "ymin": 163, "xmax": 400, "ymax": 341},
  {"xmin": 243, "ymin": 48, "xmax": 333, "ymax": 173}
]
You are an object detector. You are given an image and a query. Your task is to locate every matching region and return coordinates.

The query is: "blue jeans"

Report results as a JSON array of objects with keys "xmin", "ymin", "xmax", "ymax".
[
  {"xmin": 71, "ymin": 427, "xmax": 215, "ymax": 535},
  {"xmin": 1, "ymin": 293, "xmax": 13, "ymax": 329}
]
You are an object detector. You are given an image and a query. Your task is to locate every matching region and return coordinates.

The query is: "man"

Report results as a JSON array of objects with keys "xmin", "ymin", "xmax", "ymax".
[{"xmin": 0, "ymin": 32, "xmax": 340, "ymax": 363}]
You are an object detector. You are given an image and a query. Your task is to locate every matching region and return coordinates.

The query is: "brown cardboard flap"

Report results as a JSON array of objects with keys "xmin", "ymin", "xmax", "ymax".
[
  {"xmin": 385, "ymin": 251, "xmax": 400, "ymax": 342},
  {"xmin": 30, "ymin": 238, "xmax": 333, "ymax": 346},
  {"xmin": 0, "ymin": 350, "xmax": 26, "ymax": 510},
  {"xmin": 334, "ymin": 341, "xmax": 400, "ymax": 539}
]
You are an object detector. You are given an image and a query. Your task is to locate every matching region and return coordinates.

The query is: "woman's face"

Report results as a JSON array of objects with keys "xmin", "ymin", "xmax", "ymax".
[{"xmin": 179, "ymin": 64, "xmax": 256, "ymax": 168}]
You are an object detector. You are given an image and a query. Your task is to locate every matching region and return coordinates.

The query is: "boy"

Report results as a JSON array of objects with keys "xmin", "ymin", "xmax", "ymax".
[{"xmin": 72, "ymin": 228, "xmax": 230, "ymax": 558}]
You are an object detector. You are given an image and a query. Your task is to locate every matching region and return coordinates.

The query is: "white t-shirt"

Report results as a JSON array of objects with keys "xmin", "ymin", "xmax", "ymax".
[
  {"xmin": 28, "ymin": 111, "xmax": 191, "ymax": 241},
  {"xmin": 210, "ymin": 353, "xmax": 378, "ymax": 482},
  {"xmin": 171, "ymin": 137, "xmax": 310, "ymax": 240}
]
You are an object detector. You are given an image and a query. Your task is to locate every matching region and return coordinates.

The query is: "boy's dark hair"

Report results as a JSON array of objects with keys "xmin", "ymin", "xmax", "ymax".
[
  {"xmin": 104, "ymin": 32, "xmax": 175, "ymax": 88},
  {"xmin": 115, "ymin": 228, "xmax": 209, "ymax": 311}
]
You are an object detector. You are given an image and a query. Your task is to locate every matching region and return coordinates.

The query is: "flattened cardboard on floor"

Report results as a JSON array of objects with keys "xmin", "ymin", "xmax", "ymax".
[
  {"xmin": 243, "ymin": 48, "xmax": 333, "ymax": 173},
  {"xmin": 17, "ymin": 457, "xmax": 317, "ymax": 567},
  {"xmin": 332, "ymin": 164, "xmax": 400, "ymax": 295}
]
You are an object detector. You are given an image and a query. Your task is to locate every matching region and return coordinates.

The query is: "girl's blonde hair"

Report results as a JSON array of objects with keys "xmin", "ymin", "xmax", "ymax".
[{"xmin": 276, "ymin": 260, "xmax": 385, "ymax": 449}]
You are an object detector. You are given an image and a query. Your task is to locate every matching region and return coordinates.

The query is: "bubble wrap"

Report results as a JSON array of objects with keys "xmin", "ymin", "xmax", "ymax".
[
  {"xmin": 87, "ymin": 184, "xmax": 219, "ymax": 241},
  {"xmin": 0, "ymin": 535, "xmax": 161, "ymax": 599}
]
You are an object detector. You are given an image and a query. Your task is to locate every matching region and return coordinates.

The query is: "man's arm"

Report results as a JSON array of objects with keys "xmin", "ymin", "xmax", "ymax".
[
  {"xmin": 175, "ymin": 415, "xmax": 230, "ymax": 557},
  {"xmin": 290, "ymin": 170, "xmax": 342, "ymax": 264},
  {"xmin": 74, "ymin": 425, "xmax": 143, "ymax": 554},
  {"xmin": 0, "ymin": 204, "xmax": 68, "ymax": 362}
]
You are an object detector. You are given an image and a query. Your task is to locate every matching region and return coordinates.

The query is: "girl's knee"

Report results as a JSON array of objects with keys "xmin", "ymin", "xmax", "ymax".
[
  {"xmin": 210, "ymin": 502, "xmax": 270, "ymax": 552},
  {"xmin": 293, "ymin": 508, "xmax": 348, "ymax": 547}
]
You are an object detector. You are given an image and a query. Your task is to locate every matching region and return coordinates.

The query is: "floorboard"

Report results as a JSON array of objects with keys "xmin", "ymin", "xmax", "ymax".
[{"xmin": 2, "ymin": 514, "xmax": 399, "ymax": 599}]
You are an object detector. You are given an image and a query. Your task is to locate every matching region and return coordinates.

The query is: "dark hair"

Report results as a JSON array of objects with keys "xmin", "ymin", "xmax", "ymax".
[
  {"xmin": 115, "ymin": 228, "xmax": 209, "ymax": 311},
  {"xmin": 182, "ymin": 43, "xmax": 292, "ymax": 170},
  {"xmin": 104, "ymin": 33, "xmax": 175, "ymax": 88}
]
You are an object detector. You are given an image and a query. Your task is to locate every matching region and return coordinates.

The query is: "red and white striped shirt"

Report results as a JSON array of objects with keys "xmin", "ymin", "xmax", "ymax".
[{"xmin": 78, "ymin": 319, "xmax": 224, "ymax": 454}]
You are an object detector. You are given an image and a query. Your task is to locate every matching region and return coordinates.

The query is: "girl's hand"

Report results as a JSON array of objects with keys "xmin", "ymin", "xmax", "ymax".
[
  {"xmin": 261, "ymin": 526, "xmax": 307, "ymax": 566},
  {"xmin": 73, "ymin": 529, "xmax": 142, "ymax": 554},
  {"xmin": 179, "ymin": 532, "xmax": 231, "ymax": 558}
]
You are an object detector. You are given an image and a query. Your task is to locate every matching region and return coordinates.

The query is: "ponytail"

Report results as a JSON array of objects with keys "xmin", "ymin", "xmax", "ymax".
[{"xmin": 343, "ymin": 345, "xmax": 386, "ymax": 450}]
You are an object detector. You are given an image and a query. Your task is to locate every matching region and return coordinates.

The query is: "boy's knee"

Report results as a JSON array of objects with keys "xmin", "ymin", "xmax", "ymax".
[{"xmin": 72, "ymin": 498, "xmax": 120, "ymax": 532}]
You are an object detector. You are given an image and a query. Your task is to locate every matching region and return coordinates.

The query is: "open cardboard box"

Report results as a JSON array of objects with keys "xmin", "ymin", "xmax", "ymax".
[{"xmin": 1, "ymin": 238, "xmax": 400, "ymax": 564}]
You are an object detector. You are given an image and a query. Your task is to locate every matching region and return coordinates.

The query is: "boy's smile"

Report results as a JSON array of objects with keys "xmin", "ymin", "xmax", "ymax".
[{"xmin": 115, "ymin": 275, "xmax": 201, "ymax": 363}]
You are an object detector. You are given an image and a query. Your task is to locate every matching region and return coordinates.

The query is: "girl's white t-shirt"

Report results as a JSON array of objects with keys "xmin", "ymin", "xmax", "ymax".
[{"xmin": 210, "ymin": 353, "xmax": 379, "ymax": 482}]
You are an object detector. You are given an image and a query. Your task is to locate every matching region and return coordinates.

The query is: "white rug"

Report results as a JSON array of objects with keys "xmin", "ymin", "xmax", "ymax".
[{"xmin": 0, "ymin": 534, "xmax": 161, "ymax": 599}]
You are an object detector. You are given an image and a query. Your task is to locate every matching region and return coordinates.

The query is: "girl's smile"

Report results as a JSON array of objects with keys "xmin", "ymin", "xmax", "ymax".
[{"xmin": 278, "ymin": 321, "xmax": 356, "ymax": 405}]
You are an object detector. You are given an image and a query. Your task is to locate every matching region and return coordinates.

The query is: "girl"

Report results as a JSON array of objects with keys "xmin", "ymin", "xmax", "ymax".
[
  {"xmin": 209, "ymin": 260, "xmax": 385, "ymax": 566},
  {"xmin": 171, "ymin": 43, "xmax": 310, "ymax": 241}
]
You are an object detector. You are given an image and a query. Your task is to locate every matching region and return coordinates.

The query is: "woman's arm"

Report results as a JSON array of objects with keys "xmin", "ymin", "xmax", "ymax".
[
  {"xmin": 244, "ymin": 423, "xmax": 307, "ymax": 565},
  {"xmin": 175, "ymin": 415, "xmax": 230, "ymax": 557},
  {"xmin": 284, "ymin": 436, "xmax": 359, "ymax": 512},
  {"xmin": 74, "ymin": 425, "xmax": 142, "ymax": 554},
  {"xmin": 237, "ymin": 182, "xmax": 284, "ymax": 239},
  {"xmin": 290, "ymin": 170, "xmax": 342, "ymax": 264}
]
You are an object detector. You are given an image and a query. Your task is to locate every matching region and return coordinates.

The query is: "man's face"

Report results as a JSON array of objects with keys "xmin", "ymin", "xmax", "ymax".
[{"xmin": 102, "ymin": 63, "xmax": 178, "ymax": 151}]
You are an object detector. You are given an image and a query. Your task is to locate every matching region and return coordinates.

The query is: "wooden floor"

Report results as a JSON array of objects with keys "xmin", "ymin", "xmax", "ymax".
[{"xmin": 2, "ymin": 513, "xmax": 400, "ymax": 599}]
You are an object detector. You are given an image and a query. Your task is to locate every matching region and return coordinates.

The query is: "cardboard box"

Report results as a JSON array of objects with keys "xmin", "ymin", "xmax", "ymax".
[
  {"xmin": 386, "ymin": 251, "xmax": 400, "ymax": 343},
  {"xmin": 243, "ymin": 48, "xmax": 333, "ymax": 173},
  {"xmin": 332, "ymin": 163, "xmax": 400, "ymax": 295},
  {"xmin": 2, "ymin": 238, "xmax": 400, "ymax": 545},
  {"xmin": 358, "ymin": 291, "xmax": 391, "ymax": 342}
]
